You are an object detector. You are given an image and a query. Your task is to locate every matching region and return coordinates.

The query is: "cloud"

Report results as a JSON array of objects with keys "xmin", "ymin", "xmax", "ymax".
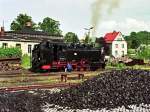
[{"xmin": 98, "ymin": 18, "xmax": 150, "ymax": 36}]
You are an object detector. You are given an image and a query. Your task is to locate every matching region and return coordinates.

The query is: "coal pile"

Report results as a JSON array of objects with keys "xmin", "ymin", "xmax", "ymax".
[
  {"xmin": 45, "ymin": 69, "xmax": 150, "ymax": 110},
  {"xmin": 0, "ymin": 91, "xmax": 44, "ymax": 112},
  {"xmin": 1, "ymin": 69, "xmax": 150, "ymax": 111}
]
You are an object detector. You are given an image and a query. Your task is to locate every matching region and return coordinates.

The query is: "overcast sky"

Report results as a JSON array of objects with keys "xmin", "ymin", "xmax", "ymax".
[{"xmin": 0, "ymin": 0, "xmax": 150, "ymax": 38}]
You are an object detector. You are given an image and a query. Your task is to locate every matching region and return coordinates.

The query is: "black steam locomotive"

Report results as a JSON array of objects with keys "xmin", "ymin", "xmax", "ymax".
[{"xmin": 31, "ymin": 41, "xmax": 106, "ymax": 72}]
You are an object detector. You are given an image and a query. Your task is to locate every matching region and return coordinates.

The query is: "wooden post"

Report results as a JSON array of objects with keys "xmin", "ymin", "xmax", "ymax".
[
  {"xmin": 61, "ymin": 74, "xmax": 67, "ymax": 82},
  {"xmin": 61, "ymin": 74, "xmax": 63, "ymax": 82},
  {"xmin": 78, "ymin": 73, "xmax": 84, "ymax": 80},
  {"xmin": 64, "ymin": 74, "xmax": 67, "ymax": 82}
]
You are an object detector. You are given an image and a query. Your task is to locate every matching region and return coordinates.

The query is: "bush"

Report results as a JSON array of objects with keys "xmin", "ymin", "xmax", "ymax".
[
  {"xmin": 107, "ymin": 61, "xmax": 126, "ymax": 69},
  {"xmin": 0, "ymin": 47, "xmax": 22, "ymax": 58},
  {"xmin": 136, "ymin": 47, "xmax": 150, "ymax": 60},
  {"xmin": 128, "ymin": 49, "xmax": 136, "ymax": 54},
  {"xmin": 21, "ymin": 54, "xmax": 31, "ymax": 69}
]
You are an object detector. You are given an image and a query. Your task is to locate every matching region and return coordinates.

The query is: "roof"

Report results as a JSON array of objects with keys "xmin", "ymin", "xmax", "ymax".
[
  {"xmin": 104, "ymin": 31, "xmax": 119, "ymax": 43},
  {"xmin": 0, "ymin": 35, "xmax": 64, "ymax": 43},
  {"xmin": 5, "ymin": 27, "xmax": 63, "ymax": 37},
  {"xmin": 0, "ymin": 26, "xmax": 63, "ymax": 43}
]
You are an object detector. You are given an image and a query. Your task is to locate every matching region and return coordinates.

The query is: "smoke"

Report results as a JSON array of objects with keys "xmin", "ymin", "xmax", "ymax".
[
  {"xmin": 108, "ymin": 0, "xmax": 121, "ymax": 14},
  {"xmin": 91, "ymin": 0, "xmax": 121, "ymax": 41},
  {"xmin": 91, "ymin": 0, "xmax": 106, "ymax": 40}
]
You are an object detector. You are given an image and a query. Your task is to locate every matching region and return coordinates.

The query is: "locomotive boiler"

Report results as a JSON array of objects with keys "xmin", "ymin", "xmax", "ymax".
[{"xmin": 31, "ymin": 41, "xmax": 105, "ymax": 72}]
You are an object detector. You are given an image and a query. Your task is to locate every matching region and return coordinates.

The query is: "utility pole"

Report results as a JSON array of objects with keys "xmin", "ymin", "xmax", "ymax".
[
  {"xmin": 2, "ymin": 20, "xmax": 4, "ymax": 28},
  {"xmin": 84, "ymin": 27, "xmax": 94, "ymax": 38},
  {"xmin": 84, "ymin": 27, "xmax": 94, "ymax": 44}
]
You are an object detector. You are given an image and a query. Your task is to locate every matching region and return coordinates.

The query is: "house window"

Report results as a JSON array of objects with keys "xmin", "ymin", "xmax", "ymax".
[
  {"xmin": 115, "ymin": 44, "xmax": 118, "ymax": 48},
  {"xmin": 122, "ymin": 51, "xmax": 125, "ymax": 56},
  {"xmin": 118, "ymin": 38, "xmax": 122, "ymax": 41},
  {"xmin": 28, "ymin": 45, "xmax": 32, "ymax": 53},
  {"xmin": 115, "ymin": 50, "xmax": 118, "ymax": 56},
  {"xmin": 2, "ymin": 43, "xmax": 8, "ymax": 48},
  {"xmin": 16, "ymin": 44, "xmax": 21, "ymax": 48},
  {"xmin": 122, "ymin": 44, "xmax": 124, "ymax": 48}
]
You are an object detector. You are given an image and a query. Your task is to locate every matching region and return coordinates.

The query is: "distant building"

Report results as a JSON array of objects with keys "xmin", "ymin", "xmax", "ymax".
[
  {"xmin": 104, "ymin": 31, "xmax": 127, "ymax": 58},
  {"xmin": 0, "ymin": 22, "xmax": 63, "ymax": 55}
]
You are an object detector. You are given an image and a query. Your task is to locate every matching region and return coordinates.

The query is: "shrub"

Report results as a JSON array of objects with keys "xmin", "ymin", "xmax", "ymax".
[
  {"xmin": 136, "ymin": 47, "xmax": 150, "ymax": 60},
  {"xmin": 21, "ymin": 54, "xmax": 31, "ymax": 69},
  {"xmin": 128, "ymin": 49, "xmax": 136, "ymax": 54},
  {"xmin": 0, "ymin": 47, "xmax": 22, "ymax": 58},
  {"xmin": 106, "ymin": 61, "xmax": 126, "ymax": 69}
]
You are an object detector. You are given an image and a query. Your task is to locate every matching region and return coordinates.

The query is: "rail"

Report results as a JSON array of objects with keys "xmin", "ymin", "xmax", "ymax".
[
  {"xmin": 0, "ymin": 83, "xmax": 78, "ymax": 92},
  {"xmin": 0, "ymin": 57, "xmax": 21, "ymax": 61}
]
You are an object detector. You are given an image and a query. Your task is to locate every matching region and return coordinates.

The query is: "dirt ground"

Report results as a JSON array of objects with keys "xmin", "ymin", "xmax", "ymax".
[{"xmin": 0, "ymin": 70, "xmax": 105, "ymax": 88}]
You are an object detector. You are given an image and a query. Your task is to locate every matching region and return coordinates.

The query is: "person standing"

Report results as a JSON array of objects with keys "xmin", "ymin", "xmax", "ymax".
[{"xmin": 67, "ymin": 62, "xmax": 72, "ymax": 72}]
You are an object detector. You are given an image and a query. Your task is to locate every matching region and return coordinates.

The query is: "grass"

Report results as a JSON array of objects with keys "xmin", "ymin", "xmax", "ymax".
[
  {"xmin": 131, "ymin": 65, "xmax": 150, "ymax": 70},
  {"xmin": 106, "ymin": 62, "xmax": 127, "ymax": 70},
  {"xmin": 106, "ymin": 63, "xmax": 150, "ymax": 70}
]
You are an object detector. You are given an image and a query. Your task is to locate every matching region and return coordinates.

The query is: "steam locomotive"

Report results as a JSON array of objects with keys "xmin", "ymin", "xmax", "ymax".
[{"xmin": 31, "ymin": 41, "xmax": 106, "ymax": 72}]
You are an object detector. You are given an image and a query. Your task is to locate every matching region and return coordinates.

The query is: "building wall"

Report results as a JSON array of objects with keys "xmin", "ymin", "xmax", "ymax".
[
  {"xmin": 0, "ymin": 40, "xmax": 39, "ymax": 55},
  {"xmin": 111, "ymin": 33, "xmax": 127, "ymax": 58}
]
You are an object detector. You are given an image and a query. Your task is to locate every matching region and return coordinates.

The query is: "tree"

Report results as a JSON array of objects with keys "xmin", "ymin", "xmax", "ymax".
[
  {"xmin": 137, "ymin": 47, "xmax": 150, "ymax": 60},
  {"xmin": 64, "ymin": 32, "xmax": 79, "ymax": 43},
  {"xmin": 83, "ymin": 34, "xmax": 92, "ymax": 44},
  {"xmin": 125, "ymin": 31, "xmax": 150, "ymax": 49},
  {"xmin": 131, "ymin": 39, "xmax": 140, "ymax": 49},
  {"xmin": 10, "ymin": 13, "xmax": 37, "ymax": 31},
  {"xmin": 38, "ymin": 17, "xmax": 62, "ymax": 36}
]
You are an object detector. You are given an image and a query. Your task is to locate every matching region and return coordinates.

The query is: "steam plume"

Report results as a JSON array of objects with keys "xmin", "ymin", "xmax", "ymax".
[
  {"xmin": 91, "ymin": 0, "xmax": 121, "ymax": 42},
  {"xmin": 108, "ymin": 0, "xmax": 121, "ymax": 14},
  {"xmin": 91, "ymin": 0, "xmax": 106, "ymax": 41}
]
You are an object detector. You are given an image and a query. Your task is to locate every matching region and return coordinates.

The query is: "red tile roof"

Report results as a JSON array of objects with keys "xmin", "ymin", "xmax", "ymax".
[{"xmin": 104, "ymin": 31, "xmax": 119, "ymax": 43}]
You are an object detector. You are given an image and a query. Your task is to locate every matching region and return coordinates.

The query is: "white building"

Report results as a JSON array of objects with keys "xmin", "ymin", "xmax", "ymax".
[
  {"xmin": 0, "ymin": 26, "xmax": 63, "ymax": 55},
  {"xmin": 104, "ymin": 31, "xmax": 127, "ymax": 58}
]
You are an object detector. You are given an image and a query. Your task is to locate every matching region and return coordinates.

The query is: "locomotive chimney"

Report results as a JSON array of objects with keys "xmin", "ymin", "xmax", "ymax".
[{"xmin": 26, "ymin": 21, "xmax": 32, "ymax": 27}]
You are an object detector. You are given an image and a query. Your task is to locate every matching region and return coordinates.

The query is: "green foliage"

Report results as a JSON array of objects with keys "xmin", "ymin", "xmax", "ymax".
[
  {"xmin": 64, "ymin": 32, "xmax": 79, "ymax": 43},
  {"xmin": 21, "ymin": 54, "xmax": 31, "ymax": 69},
  {"xmin": 127, "ymin": 49, "xmax": 136, "ymax": 58},
  {"xmin": 10, "ymin": 13, "xmax": 37, "ymax": 31},
  {"xmin": 128, "ymin": 49, "xmax": 136, "ymax": 54},
  {"xmin": 136, "ymin": 47, "xmax": 150, "ymax": 59},
  {"xmin": 125, "ymin": 31, "xmax": 150, "ymax": 49},
  {"xmin": 113, "ymin": 63, "xmax": 126, "ymax": 68},
  {"xmin": 83, "ymin": 34, "xmax": 92, "ymax": 44},
  {"xmin": 0, "ymin": 47, "xmax": 22, "ymax": 58},
  {"xmin": 38, "ymin": 17, "xmax": 62, "ymax": 36},
  {"xmin": 106, "ymin": 61, "xmax": 126, "ymax": 69}
]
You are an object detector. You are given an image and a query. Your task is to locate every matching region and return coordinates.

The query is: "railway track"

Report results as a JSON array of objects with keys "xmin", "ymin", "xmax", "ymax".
[
  {"xmin": 0, "ymin": 70, "xmax": 107, "ymax": 92},
  {"xmin": 0, "ymin": 83, "xmax": 78, "ymax": 92},
  {"xmin": 0, "ymin": 70, "xmax": 101, "ymax": 77}
]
